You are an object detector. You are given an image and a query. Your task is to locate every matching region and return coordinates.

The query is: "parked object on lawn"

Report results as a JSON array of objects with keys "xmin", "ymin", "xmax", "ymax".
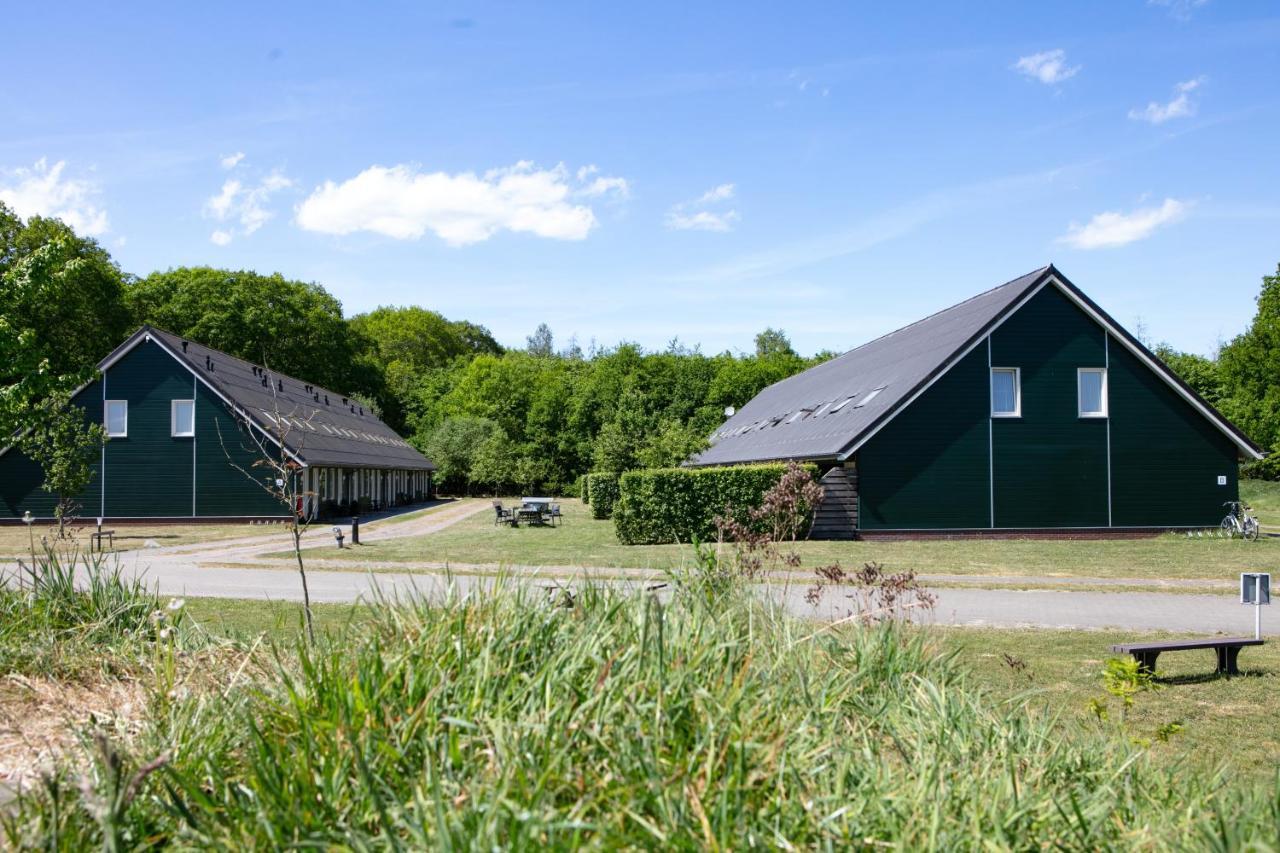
[
  {"xmin": 493, "ymin": 501, "xmax": 516, "ymax": 527},
  {"xmin": 1110, "ymin": 637, "xmax": 1263, "ymax": 676},
  {"xmin": 1221, "ymin": 501, "xmax": 1260, "ymax": 540},
  {"xmin": 691, "ymin": 265, "xmax": 1262, "ymax": 539}
]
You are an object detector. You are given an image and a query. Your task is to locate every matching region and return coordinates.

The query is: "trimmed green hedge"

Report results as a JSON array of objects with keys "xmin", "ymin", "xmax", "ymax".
[
  {"xmin": 613, "ymin": 463, "xmax": 818, "ymax": 545},
  {"xmin": 580, "ymin": 474, "xmax": 591, "ymax": 505},
  {"xmin": 586, "ymin": 472, "xmax": 620, "ymax": 519}
]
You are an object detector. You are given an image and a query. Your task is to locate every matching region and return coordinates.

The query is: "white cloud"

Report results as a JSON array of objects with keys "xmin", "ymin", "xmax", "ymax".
[
  {"xmin": 1148, "ymin": 0, "xmax": 1208, "ymax": 21},
  {"xmin": 1013, "ymin": 49, "xmax": 1081, "ymax": 85},
  {"xmin": 666, "ymin": 183, "xmax": 739, "ymax": 232},
  {"xmin": 1128, "ymin": 77, "xmax": 1204, "ymax": 124},
  {"xmin": 220, "ymin": 151, "xmax": 246, "ymax": 170},
  {"xmin": 1058, "ymin": 198, "xmax": 1191, "ymax": 249},
  {"xmin": 0, "ymin": 158, "xmax": 109, "ymax": 235},
  {"xmin": 666, "ymin": 209, "xmax": 741, "ymax": 232},
  {"xmin": 203, "ymin": 169, "xmax": 292, "ymax": 244},
  {"xmin": 696, "ymin": 183, "xmax": 735, "ymax": 204},
  {"xmin": 581, "ymin": 175, "xmax": 630, "ymax": 198},
  {"xmin": 296, "ymin": 161, "xmax": 625, "ymax": 245}
]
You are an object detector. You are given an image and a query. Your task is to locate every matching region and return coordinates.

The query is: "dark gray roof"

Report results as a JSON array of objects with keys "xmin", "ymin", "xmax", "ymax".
[
  {"xmin": 121, "ymin": 327, "xmax": 433, "ymax": 470},
  {"xmin": 692, "ymin": 265, "xmax": 1262, "ymax": 466},
  {"xmin": 692, "ymin": 267, "xmax": 1050, "ymax": 466}
]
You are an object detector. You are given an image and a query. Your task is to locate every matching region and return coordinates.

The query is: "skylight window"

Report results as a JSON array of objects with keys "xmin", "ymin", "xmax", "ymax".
[{"xmin": 852, "ymin": 386, "xmax": 886, "ymax": 408}]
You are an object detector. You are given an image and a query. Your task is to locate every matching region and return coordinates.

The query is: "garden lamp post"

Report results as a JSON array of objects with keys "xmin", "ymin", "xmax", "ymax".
[
  {"xmin": 332, "ymin": 525, "xmax": 344, "ymax": 549},
  {"xmin": 21, "ymin": 511, "xmax": 34, "ymax": 589}
]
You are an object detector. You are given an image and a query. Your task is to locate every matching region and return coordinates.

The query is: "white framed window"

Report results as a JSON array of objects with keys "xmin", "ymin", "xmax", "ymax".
[
  {"xmin": 1078, "ymin": 367, "xmax": 1108, "ymax": 418},
  {"xmin": 990, "ymin": 368, "xmax": 1021, "ymax": 417},
  {"xmin": 105, "ymin": 400, "xmax": 128, "ymax": 437},
  {"xmin": 171, "ymin": 399, "xmax": 195, "ymax": 437}
]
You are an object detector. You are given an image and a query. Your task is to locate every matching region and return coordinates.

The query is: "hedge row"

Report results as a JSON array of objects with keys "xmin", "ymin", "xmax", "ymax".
[
  {"xmin": 612, "ymin": 463, "xmax": 818, "ymax": 545},
  {"xmin": 586, "ymin": 472, "xmax": 620, "ymax": 519},
  {"xmin": 580, "ymin": 474, "xmax": 590, "ymax": 505}
]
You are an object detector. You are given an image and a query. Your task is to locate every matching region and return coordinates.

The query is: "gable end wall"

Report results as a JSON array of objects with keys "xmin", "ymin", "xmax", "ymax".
[{"xmin": 858, "ymin": 285, "xmax": 1239, "ymax": 530}]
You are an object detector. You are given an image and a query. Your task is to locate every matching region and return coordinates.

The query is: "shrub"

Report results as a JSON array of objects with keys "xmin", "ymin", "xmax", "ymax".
[
  {"xmin": 613, "ymin": 463, "xmax": 819, "ymax": 545},
  {"xmin": 580, "ymin": 474, "xmax": 590, "ymax": 505},
  {"xmin": 586, "ymin": 472, "xmax": 619, "ymax": 519}
]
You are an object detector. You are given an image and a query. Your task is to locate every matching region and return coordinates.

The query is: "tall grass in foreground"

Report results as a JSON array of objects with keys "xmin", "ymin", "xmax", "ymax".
[
  {"xmin": 7, "ymin": 582, "xmax": 1280, "ymax": 849},
  {"xmin": 0, "ymin": 547, "xmax": 171, "ymax": 678}
]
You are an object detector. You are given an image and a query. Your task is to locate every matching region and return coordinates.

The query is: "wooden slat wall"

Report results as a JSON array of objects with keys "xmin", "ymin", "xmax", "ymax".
[{"xmin": 810, "ymin": 466, "xmax": 858, "ymax": 540}]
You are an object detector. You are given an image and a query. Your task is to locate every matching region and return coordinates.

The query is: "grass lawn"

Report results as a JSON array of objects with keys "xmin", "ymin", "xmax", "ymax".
[
  {"xmin": 0, "ymin": 520, "xmax": 283, "ymax": 559},
  {"xmin": 1243, "ymin": 477, "xmax": 1280, "ymax": 529},
  {"xmin": 183, "ymin": 597, "xmax": 370, "ymax": 641},
  {"xmin": 0, "ymin": 499, "xmax": 458, "ymax": 560},
  {"xmin": 291, "ymin": 493, "xmax": 1280, "ymax": 581},
  {"xmin": 943, "ymin": 626, "xmax": 1280, "ymax": 780},
  {"xmin": 169, "ymin": 596, "xmax": 1280, "ymax": 782}
]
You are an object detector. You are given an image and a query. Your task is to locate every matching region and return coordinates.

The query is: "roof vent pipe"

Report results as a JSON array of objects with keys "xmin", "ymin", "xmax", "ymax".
[
  {"xmin": 277, "ymin": 379, "xmax": 283, "ymax": 392},
  {"xmin": 181, "ymin": 341, "xmax": 188, "ymax": 353},
  {"xmin": 324, "ymin": 395, "xmax": 329, "ymax": 405}
]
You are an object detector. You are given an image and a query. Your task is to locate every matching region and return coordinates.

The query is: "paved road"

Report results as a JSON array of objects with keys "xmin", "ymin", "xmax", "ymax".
[
  {"xmin": 6, "ymin": 500, "xmax": 1271, "ymax": 635},
  {"xmin": 76, "ymin": 558, "xmax": 1269, "ymax": 636}
]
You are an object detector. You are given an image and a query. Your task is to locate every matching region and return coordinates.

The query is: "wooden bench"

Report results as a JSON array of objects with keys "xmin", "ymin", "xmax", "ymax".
[
  {"xmin": 90, "ymin": 528, "xmax": 116, "ymax": 552},
  {"xmin": 1110, "ymin": 637, "xmax": 1263, "ymax": 676}
]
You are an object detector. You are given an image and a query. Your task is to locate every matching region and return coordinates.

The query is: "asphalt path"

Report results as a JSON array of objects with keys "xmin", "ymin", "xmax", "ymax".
[
  {"xmin": 4, "ymin": 499, "xmax": 1272, "ymax": 636},
  {"xmin": 53, "ymin": 557, "xmax": 1268, "ymax": 636}
]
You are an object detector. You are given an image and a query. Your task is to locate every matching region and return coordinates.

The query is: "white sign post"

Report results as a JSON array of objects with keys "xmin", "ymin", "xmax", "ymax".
[{"xmin": 1241, "ymin": 572, "xmax": 1271, "ymax": 640}]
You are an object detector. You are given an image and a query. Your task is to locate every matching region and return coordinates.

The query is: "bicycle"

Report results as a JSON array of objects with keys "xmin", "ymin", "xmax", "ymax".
[{"xmin": 1220, "ymin": 501, "xmax": 1260, "ymax": 541}]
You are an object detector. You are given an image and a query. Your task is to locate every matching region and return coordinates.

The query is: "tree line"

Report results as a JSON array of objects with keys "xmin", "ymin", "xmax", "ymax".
[
  {"xmin": 5, "ymin": 201, "xmax": 1280, "ymax": 497},
  {"xmin": 0, "ymin": 202, "xmax": 831, "ymax": 498}
]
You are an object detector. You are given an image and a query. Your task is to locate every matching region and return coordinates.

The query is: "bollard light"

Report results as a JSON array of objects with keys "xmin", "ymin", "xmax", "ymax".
[
  {"xmin": 21, "ymin": 511, "xmax": 34, "ymax": 590},
  {"xmin": 332, "ymin": 525, "xmax": 345, "ymax": 549}
]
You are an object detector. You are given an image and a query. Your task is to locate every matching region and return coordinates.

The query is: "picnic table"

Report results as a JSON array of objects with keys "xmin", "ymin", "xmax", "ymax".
[{"xmin": 518, "ymin": 497, "xmax": 560, "ymax": 527}]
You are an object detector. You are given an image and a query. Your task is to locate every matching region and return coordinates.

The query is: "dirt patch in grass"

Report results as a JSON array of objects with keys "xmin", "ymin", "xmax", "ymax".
[{"xmin": 0, "ymin": 675, "xmax": 148, "ymax": 792}]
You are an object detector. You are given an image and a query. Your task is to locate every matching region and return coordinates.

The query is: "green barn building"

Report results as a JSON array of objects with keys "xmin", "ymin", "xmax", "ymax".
[
  {"xmin": 692, "ymin": 266, "xmax": 1262, "ymax": 538},
  {"xmin": 1, "ymin": 326, "xmax": 435, "ymax": 522}
]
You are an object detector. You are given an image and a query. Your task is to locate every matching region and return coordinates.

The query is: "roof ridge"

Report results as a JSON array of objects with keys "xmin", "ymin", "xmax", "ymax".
[
  {"xmin": 145, "ymin": 325, "xmax": 362, "ymax": 412},
  {"xmin": 825, "ymin": 265, "xmax": 1050, "ymax": 364}
]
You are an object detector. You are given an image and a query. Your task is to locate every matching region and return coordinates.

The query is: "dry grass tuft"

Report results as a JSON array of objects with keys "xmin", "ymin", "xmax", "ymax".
[{"xmin": 0, "ymin": 675, "xmax": 148, "ymax": 793}]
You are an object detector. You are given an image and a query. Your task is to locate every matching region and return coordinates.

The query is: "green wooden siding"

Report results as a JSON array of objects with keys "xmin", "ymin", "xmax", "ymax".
[
  {"xmin": 195, "ymin": 381, "xmax": 286, "ymax": 517},
  {"xmin": 858, "ymin": 346, "xmax": 990, "ymax": 529},
  {"xmin": 990, "ymin": 286, "xmax": 1109, "ymax": 528},
  {"xmin": 1109, "ymin": 338, "xmax": 1238, "ymax": 526},
  {"xmin": 857, "ymin": 283, "xmax": 1241, "ymax": 531},
  {"xmin": 0, "ymin": 379, "xmax": 104, "ymax": 519},
  {"xmin": 102, "ymin": 341, "xmax": 196, "ymax": 517},
  {"xmin": 2, "ymin": 339, "xmax": 430, "ymax": 520}
]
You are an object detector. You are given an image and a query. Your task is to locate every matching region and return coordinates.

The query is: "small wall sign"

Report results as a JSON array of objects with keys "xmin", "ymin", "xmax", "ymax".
[{"xmin": 1218, "ymin": 475, "xmax": 1228, "ymax": 486}]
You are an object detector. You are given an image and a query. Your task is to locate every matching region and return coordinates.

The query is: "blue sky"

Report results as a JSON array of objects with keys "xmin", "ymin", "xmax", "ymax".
[{"xmin": 2, "ymin": 1, "xmax": 1278, "ymax": 357}]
